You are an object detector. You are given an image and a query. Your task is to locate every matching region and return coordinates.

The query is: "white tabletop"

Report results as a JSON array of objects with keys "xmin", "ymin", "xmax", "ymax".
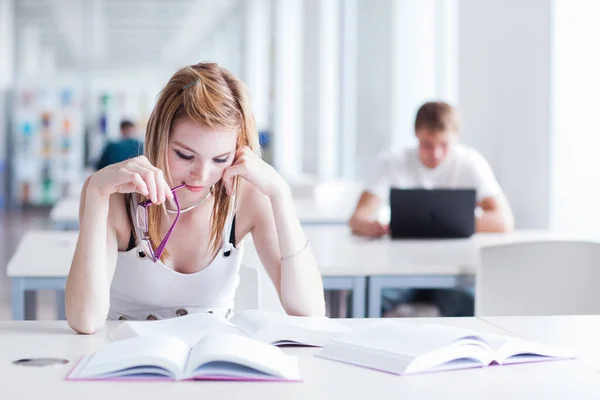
[
  {"xmin": 292, "ymin": 198, "xmax": 352, "ymax": 225},
  {"xmin": 7, "ymin": 228, "xmax": 578, "ymax": 279},
  {"xmin": 244, "ymin": 225, "xmax": 576, "ymax": 276},
  {"xmin": 1, "ymin": 317, "xmax": 599, "ymax": 399},
  {"xmin": 49, "ymin": 197, "xmax": 80, "ymax": 223},
  {"xmin": 50, "ymin": 196, "xmax": 355, "ymax": 225},
  {"xmin": 7, "ymin": 231, "xmax": 79, "ymax": 278}
]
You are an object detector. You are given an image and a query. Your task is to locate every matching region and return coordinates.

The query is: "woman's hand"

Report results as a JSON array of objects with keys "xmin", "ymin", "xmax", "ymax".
[
  {"xmin": 222, "ymin": 146, "xmax": 289, "ymax": 199},
  {"xmin": 88, "ymin": 156, "xmax": 173, "ymax": 204}
]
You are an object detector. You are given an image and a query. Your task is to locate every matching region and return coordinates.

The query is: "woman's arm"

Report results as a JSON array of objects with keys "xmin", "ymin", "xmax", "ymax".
[
  {"xmin": 249, "ymin": 186, "xmax": 326, "ymax": 317},
  {"xmin": 222, "ymin": 147, "xmax": 326, "ymax": 316},
  {"xmin": 66, "ymin": 156, "xmax": 172, "ymax": 334},
  {"xmin": 65, "ymin": 178, "xmax": 118, "ymax": 334}
]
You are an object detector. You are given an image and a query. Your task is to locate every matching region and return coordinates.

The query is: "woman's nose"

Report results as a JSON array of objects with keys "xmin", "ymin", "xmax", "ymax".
[{"xmin": 191, "ymin": 163, "xmax": 211, "ymax": 182}]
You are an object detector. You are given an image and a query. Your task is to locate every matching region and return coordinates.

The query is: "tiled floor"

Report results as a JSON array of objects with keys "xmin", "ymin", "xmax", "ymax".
[{"xmin": 0, "ymin": 208, "xmax": 58, "ymax": 320}]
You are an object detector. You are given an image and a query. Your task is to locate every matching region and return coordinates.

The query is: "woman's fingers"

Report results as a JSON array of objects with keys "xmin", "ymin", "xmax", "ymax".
[
  {"xmin": 126, "ymin": 163, "xmax": 158, "ymax": 203},
  {"xmin": 137, "ymin": 157, "xmax": 172, "ymax": 203},
  {"xmin": 129, "ymin": 171, "xmax": 149, "ymax": 196},
  {"xmin": 110, "ymin": 156, "xmax": 172, "ymax": 203},
  {"xmin": 153, "ymin": 168, "xmax": 166, "ymax": 203},
  {"xmin": 114, "ymin": 168, "xmax": 149, "ymax": 196},
  {"xmin": 222, "ymin": 164, "xmax": 246, "ymax": 196}
]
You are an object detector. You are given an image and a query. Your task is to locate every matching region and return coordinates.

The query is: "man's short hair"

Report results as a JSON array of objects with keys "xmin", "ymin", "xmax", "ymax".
[
  {"xmin": 414, "ymin": 101, "xmax": 459, "ymax": 133},
  {"xmin": 120, "ymin": 120, "xmax": 135, "ymax": 131}
]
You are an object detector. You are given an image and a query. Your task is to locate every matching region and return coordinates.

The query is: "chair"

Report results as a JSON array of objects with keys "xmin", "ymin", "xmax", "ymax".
[
  {"xmin": 476, "ymin": 240, "xmax": 600, "ymax": 316},
  {"xmin": 234, "ymin": 264, "xmax": 285, "ymax": 314}
]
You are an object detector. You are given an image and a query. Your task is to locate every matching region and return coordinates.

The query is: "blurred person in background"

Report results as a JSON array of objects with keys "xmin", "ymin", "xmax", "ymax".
[
  {"xmin": 349, "ymin": 101, "xmax": 514, "ymax": 318},
  {"xmin": 96, "ymin": 119, "xmax": 143, "ymax": 170}
]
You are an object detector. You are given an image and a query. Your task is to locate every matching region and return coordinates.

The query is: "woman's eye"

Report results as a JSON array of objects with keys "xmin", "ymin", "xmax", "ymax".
[
  {"xmin": 175, "ymin": 150, "xmax": 194, "ymax": 160},
  {"xmin": 214, "ymin": 157, "xmax": 229, "ymax": 164}
]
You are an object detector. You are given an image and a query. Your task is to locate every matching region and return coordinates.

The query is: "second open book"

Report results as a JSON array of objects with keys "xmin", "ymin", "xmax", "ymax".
[{"xmin": 317, "ymin": 321, "xmax": 575, "ymax": 375}]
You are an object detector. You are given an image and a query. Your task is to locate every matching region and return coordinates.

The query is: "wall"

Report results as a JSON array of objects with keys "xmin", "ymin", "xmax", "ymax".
[
  {"xmin": 551, "ymin": 0, "xmax": 600, "ymax": 236},
  {"xmin": 459, "ymin": 0, "xmax": 552, "ymax": 229}
]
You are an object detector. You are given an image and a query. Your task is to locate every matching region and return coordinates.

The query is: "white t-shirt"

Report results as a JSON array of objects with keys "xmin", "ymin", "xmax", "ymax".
[{"xmin": 365, "ymin": 144, "xmax": 502, "ymax": 204}]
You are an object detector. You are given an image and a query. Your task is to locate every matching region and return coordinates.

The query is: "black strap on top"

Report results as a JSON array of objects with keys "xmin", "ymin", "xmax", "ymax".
[
  {"xmin": 229, "ymin": 215, "xmax": 237, "ymax": 248},
  {"xmin": 125, "ymin": 193, "xmax": 137, "ymax": 252},
  {"xmin": 126, "ymin": 230, "xmax": 137, "ymax": 251},
  {"xmin": 125, "ymin": 215, "xmax": 237, "ymax": 252}
]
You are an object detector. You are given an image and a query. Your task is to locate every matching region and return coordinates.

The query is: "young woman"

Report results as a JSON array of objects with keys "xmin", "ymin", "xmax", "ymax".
[{"xmin": 66, "ymin": 63, "xmax": 325, "ymax": 334}]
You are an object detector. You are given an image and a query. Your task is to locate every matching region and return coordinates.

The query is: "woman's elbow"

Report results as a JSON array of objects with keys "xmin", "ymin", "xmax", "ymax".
[
  {"xmin": 282, "ymin": 297, "xmax": 326, "ymax": 317},
  {"xmin": 67, "ymin": 316, "xmax": 105, "ymax": 335},
  {"xmin": 65, "ymin": 297, "xmax": 108, "ymax": 334}
]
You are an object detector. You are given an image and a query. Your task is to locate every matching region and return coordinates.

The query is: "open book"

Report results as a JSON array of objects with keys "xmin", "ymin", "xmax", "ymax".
[
  {"xmin": 110, "ymin": 310, "xmax": 351, "ymax": 347},
  {"xmin": 317, "ymin": 321, "xmax": 575, "ymax": 375},
  {"xmin": 67, "ymin": 333, "xmax": 300, "ymax": 381}
]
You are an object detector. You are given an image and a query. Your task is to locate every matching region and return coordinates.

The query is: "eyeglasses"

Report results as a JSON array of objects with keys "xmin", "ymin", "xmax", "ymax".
[{"xmin": 136, "ymin": 184, "xmax": 185, "ymax": 262}]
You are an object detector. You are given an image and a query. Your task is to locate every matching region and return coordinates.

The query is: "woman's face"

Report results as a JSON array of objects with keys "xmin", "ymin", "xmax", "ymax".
[{"xmin": 167, "ymin": 119, "xmax": 237, "ymax": 202}]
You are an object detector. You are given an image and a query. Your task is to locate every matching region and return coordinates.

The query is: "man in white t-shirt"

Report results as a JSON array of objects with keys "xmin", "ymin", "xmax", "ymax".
[{"xmin": 349, "ymin": 101, "xmax": 514, "ymax": 316}]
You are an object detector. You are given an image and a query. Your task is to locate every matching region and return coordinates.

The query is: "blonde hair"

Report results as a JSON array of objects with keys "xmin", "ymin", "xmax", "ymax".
[{"xmin": 143, "ymin": 62, "xmax": 260, "ymax": 261}]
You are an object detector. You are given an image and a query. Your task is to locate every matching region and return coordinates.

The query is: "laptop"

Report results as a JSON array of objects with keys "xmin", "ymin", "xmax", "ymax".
[{"xmin": 389, "ymin": 188, "xmax": 476, "ymax": 239}]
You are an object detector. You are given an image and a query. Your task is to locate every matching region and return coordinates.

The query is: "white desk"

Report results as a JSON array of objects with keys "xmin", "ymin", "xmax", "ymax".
[
  {"xmin": 49, "ymin": 196, "xmax": 80, "ymax": 230},
  {"xmin": 5, "ymin": 230, "xmax": 364, "ymax": 320},
  {"xmin": 292, "ymin": 198, "xmax": 352, "ymax": 225},
  {"xmin": 49, "ymin": 196, "xmax": 354, "ymax": 230},
  {"xmin": 9, "ymin": 228, "xmax": 570, "ymax": 320},
  {"xmin": 0, "ymin": 317, "xmax": 599, "ymax": 399},
  {"xmin": 244, "ymin": 226, "xmax": 571, "ymax": 317},
  {"xmin": 6, "ymin": 231, "xmax": 78, "ymax": 320}
]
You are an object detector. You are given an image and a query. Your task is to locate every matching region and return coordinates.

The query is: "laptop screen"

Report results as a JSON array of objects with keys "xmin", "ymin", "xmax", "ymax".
[{"xmin": 389, "ymin": 188, "xmax": 476, "ymax": 239}]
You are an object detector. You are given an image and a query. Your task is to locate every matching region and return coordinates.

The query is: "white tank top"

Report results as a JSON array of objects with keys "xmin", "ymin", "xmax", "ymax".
[{"xmin": 107, "ymin": 195, "xmax": 244, "ymax": 321}]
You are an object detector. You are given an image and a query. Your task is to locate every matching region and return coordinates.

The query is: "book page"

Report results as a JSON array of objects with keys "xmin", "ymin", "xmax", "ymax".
[
  {"xmin": 333, "ymin": 321, "xmax": 490, "ymax": 357},
  {"xmin": 231, "ymin": 310, "xmax": 351, "ymax": 346},
  {"xmin": 412, "ymin": 324, "xmax": 493, "ymax": 355},
  {"xmin": 318, "ymin": 321, "xmax": 497, "ymax": 374},
  {"xmin": 110, "ymin": 313, "xmax": 245, "ymax": 346},
  {"xmin": 494, "ymin": 337, "xmax": 575, "ymax": 364},
  {"xmin": 405, "ymin": 343, "xmax": 492, "ymax": 373},
  {"xmin": 70, "ymin": 335, "xmax": 190, "ymax": 380},
  {"xmin": 184, "ymin": 333, "xmax": 301, "ymax": 380}
]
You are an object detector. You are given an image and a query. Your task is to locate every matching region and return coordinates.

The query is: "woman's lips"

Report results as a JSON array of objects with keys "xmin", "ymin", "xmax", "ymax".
[{"xmin": 184, "ymin": 184, "xmax": 205, "ymax": 193}]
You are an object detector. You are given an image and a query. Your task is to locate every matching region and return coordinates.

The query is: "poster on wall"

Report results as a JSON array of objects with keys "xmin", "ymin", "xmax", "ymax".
[{"xmin": 12, "ymin": 84, "xmax": 84, "ymax": 206}]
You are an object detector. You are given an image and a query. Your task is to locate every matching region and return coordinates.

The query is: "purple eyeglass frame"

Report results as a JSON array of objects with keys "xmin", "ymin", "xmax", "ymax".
[{"xmin": 137, "ymin": 183, "xmax": 186, "ymax": 262}]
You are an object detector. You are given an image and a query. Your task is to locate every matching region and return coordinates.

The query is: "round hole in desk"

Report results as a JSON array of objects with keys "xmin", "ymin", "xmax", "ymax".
[{"xmin": 13, "ymin": 358, "xmax": 69, "ymax": 367}]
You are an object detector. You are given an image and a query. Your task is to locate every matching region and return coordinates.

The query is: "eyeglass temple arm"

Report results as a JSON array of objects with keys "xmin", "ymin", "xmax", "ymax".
[{"xmin": 154, "ymin": 192, "xmax": 181, "ymax": 259}]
